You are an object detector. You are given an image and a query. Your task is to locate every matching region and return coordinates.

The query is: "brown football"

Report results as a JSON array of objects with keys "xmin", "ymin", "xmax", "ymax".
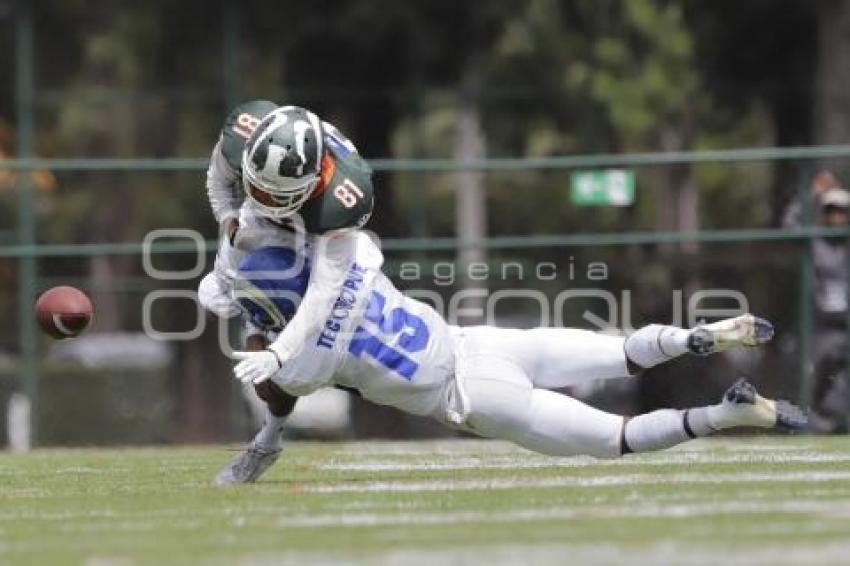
[{"xmin": 35, "ymin": 286, "xmax": 93, "ymax": 339}]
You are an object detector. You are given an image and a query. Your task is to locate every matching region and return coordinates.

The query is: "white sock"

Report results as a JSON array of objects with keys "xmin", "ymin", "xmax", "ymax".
[
  {"xmin": 253, "ymin": 413, "xmax": 286, "ymax": 449},
  {"xmin": 622, "ymin": 389, "xmax": 783, "ymax": 454},
  {"xmin": 624, "ymin": 404, "xmax": 737, "ymax": 453},
  {"xmin": 683, "ymin": 406, "xmax": 721, "ymax": 435},
  {"xmin": 624, "ymin": 324, "xmax": 690, "ymax": 369},
  {"xmin": 695, "ymin": 401, "xmax": 774, "ymax": 430}
]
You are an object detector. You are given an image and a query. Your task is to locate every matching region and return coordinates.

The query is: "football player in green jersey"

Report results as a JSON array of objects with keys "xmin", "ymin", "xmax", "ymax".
[
  {"xmin": 206, "ymin": 101, "xmax": 374, "ymax": 239},
  {"xmin": 199, "ymin": 102, "xmax": 374, "ymax": 484}
]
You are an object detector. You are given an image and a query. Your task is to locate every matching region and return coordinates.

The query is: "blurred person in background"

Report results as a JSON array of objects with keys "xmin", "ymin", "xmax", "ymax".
[{"xmin": 783, "ymin": 170, "xmax": 850, "ymax": 432}]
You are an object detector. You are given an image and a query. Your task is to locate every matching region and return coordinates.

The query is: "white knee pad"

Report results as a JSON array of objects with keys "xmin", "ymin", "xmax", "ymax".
[{"xmin": 624, "ymin": 324, "xmax": 689, "ymax": 369}]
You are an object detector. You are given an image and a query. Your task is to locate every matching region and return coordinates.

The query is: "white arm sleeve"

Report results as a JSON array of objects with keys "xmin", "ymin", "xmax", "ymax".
[
  {"xmin": 206, "ymin": 137, "xmax": 241, "ymax": 224},
  {"xmin": 199, "ymin": 204, "xmax": 308, "ymax": 321},
  {"xmin": 198, "ymin": 271, "xmax": 240, "ymax": 318},
  {"xmin": 197, "ymin": 225, "xmax": 248, "ymax": 318},
  {"xmin": 267, "ymin": 230, "xmax": 359, "ymax": 362}
]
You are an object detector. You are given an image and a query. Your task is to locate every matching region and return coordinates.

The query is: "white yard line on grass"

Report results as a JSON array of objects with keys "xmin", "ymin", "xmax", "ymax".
[
  {"xmin": 321, "ymin": 452, "xmax": 850, "ymax": 472},
  {"xmin": 275, "ymin": 498, "xmax": 850, "ymax": 528},
  {"xmin": 305, "ymin": 470, "xmax": 850, "ymax": 494},
  {"xmin": 341, "ymin": 540, "xmax": 850, "ymax": 566},
  {"xmin": 235, "ymin": 540, "xmax": 850, "ymax": 566},
  {"xmin": 337, "ymin": 438, "xmax": 817, "ymax": 456}
]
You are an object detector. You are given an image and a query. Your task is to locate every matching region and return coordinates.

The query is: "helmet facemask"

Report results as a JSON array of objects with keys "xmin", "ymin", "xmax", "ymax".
[
  {"xmin": 241, "ymin": 106, "xmax": 324, "ymax": 219},
  {"xmin": 243, "ymin": 169, "xmax": 319, "ymax": 220}
]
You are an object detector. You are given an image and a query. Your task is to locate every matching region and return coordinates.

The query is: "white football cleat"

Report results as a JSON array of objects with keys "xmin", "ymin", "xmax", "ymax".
[
  {"xmin": 687, "ymin": 314, "xmax": 774, "ymax": 356},
  {"xmin": 215, "ymin": 442, "xmax": 281, "ymax": 485},
  {"xmin": 720, "ymin": 378, "xmax": 807, "ymax": 430}
]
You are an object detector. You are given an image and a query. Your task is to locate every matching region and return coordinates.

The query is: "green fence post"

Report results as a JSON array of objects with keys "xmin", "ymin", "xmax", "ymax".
[
  {"xmin": 15, "ymin": 0, "xmax": 37, "ymax": 446},
  {"xmin": 844, "ymin": 224, "xmax": 850, "ymax": 431},
  {"xmin": 797, "ymin": 171, "xmax": 814, "ymax": 408},
  {"xmin": 222, "ymin": 0, "xmax": 240, "ymax": 110},
  {"xmin": 222, "ymin": 0, "xmax": 248, "ymax": 438}
]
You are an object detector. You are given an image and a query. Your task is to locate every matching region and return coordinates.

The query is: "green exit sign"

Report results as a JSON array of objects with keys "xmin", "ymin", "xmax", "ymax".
[{"xmin": 570, "ymin": 169, "xmax": 635, "ymax": 206}]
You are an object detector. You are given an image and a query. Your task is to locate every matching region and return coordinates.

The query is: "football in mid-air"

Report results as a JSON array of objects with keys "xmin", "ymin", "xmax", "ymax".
[{"xmin": 35, "ymin": 286, "xmax": 93, "ymax": 339}]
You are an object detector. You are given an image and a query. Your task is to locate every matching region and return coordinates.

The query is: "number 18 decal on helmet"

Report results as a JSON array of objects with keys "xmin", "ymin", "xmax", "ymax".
[{"xmin": 241, "ymin": 106, "xmax": 325, "ymax": 219}]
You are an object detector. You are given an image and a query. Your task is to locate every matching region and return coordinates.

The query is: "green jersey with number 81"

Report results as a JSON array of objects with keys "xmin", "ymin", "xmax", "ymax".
[{"xmin": 206, "ymin": 100, "xmax": 374, "ymax": 234}]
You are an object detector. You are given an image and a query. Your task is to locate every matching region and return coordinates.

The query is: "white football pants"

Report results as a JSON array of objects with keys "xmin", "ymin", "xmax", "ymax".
[{"xmin": 452, "ymin": 326, "xmax": 635, "ymax": 458}]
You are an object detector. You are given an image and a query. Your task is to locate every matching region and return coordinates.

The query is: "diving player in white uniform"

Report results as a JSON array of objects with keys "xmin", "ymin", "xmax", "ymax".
[{"xmin": 209, "ymin": 235, "xmax": 806, "ymax": 484}]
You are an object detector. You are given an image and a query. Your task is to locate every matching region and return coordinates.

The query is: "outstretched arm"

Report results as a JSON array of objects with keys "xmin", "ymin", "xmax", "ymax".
[
  {"xmin": 206, "ymin": 138, "xmax": 241, "ymax": 239},
  {"xmin": 196, "ymin": 221, "xmax": 248, "ymax": 318}
]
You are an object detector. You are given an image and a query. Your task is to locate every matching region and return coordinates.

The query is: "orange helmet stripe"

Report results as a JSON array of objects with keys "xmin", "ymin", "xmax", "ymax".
[{"xmin": 310, "ymin": 153, "xmax": 336, "ymax": 200}]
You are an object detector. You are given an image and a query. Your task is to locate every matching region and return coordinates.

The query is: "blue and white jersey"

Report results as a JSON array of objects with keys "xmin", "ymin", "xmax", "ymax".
[{"xmin": 240, "ymin": 235, "xmax": 456, "ymax": 418}]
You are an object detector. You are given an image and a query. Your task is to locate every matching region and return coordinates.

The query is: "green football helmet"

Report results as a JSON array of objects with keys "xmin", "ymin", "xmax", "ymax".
[{"xmin": 241, "ymin": 106, "xmax": 325, "ymax": 219}]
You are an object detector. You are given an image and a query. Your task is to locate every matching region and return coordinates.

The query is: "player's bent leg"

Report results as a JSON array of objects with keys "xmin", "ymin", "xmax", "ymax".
[
  {"xmin": 513, "ymin": 389, "xmax": 624, "ymax": 458},
  {"xmin": 465, "ymin": 315, "xmax": 774, "ymax": 391},
  {"xmin": 523, "ymin": 328, "xmax": 632, "ymax": 387},
  {"xmin": 459, "ymin": 358, "xmax": 535, "ymax": 441},
  {"xmin": 621, "ymin": 378, "xmax": 807, "ymax": 453},
  {"xmin": 624, "ymin": 314, "xmax": 774, "ymax": 371},
  {"xmin": 460, "ymin": 361, "xmax": 623, "ymax": 459},
  {"xmin": 462, "ymin": 368, "xmax": 806, "ymax": 459},
  {"xmin": 460, "ymin": 326, "xmax": 631, "ymax": 389}
]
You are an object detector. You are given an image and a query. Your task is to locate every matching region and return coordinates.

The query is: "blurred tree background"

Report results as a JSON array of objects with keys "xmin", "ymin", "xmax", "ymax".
[{"xmin": 0, "ymin": 0, "xmax": 846, "ymax": 443}]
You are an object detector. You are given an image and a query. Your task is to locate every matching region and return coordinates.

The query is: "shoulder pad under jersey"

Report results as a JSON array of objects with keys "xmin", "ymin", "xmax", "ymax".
[
  {"xmin": 297, "ymin": 146, "xmax": 374, "ymax": 234},
  {"xmin": 220, "ymin": 100, "xmax": 278, "ymax": 171}
]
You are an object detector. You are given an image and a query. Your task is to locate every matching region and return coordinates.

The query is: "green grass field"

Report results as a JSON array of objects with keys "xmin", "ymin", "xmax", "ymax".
[{"xmin": 1, "ymin": 437, "xmax": 850, "ymax": 565}]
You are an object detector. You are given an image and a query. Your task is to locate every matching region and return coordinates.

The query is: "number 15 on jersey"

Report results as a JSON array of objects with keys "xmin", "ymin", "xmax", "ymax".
[{"xmin": 348, "ymin": 291, "xmax": 430, "ymax": 380}]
